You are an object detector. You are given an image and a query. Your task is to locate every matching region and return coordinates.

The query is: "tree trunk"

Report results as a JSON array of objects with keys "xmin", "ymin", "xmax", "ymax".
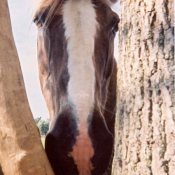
[
  {"xmin": 113, "ymin": 0, "xmax": 174, "ymax": 175},
  {"xmin": 0, "ymin": 1, "xmax": 54, "ymax": 174}
]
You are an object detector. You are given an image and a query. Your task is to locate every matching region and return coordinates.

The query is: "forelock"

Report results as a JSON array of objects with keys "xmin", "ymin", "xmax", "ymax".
[
  {"xmin": 34, "ymin": 0, "xmax": 118, "ymax": 15},
  {"xmin": 33, "ymin": 0, "xmax": 118, "ymax": 26}
]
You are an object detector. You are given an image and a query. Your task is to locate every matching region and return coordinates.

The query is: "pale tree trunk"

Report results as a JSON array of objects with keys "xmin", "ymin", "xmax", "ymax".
[
  {"xmin": 113, "ymin": 0, "xmax": 174, "ymax": 175},
  {"xmin": 0, "ymin": 0, "xmax": 54, "ymax": 174}
]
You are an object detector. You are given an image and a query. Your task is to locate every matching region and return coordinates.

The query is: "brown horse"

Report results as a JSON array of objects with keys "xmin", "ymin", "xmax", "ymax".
[{"xmin": 33, "ymin": 0, "xmax": 119, "ymax": 174}]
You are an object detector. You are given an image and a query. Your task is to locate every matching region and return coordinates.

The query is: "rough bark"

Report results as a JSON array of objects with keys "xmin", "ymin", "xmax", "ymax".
[
  {"xmin": 0, "ymin": 1, "xmax": 54, "ymax": 174},
  {"xmin": 113, "ymin": 0, "xmax": 174, "ymax": 175}
]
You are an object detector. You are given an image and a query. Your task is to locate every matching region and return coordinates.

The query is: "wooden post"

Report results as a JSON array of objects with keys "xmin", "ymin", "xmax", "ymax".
[{"xmin": 0, "ymin": 1, "xmax": 54, "ymax": 174}]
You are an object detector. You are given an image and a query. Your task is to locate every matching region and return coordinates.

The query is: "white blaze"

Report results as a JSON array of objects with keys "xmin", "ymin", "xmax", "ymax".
[
  {"xmin": 63, "ymin": 0, "xmax": 97, "ymax": 121},
  {"xmin": 62, "ymin": 0, "xmax": 97, "ymax": 174}
]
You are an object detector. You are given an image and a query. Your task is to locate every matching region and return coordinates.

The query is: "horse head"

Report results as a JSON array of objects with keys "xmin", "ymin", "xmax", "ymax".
[{"xmin": 34, "ymin": 0, "xmax": 119, "ymax": 174}]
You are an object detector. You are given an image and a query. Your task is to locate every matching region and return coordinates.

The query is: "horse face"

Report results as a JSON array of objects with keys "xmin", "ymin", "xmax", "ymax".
[{"xmin": 34, "ymin": 0, "xmax": 119, "ymax": 174}]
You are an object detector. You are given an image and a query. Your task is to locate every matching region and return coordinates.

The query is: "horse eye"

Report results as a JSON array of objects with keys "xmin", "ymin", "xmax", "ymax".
[
  {"xmin": 33, "ymin": 9, "xmax": 48, "ymax": 28},
  {"xmin": 36, "ymin": 22, "xmax": 42, "ymax": 28},
  {"xmin": 35, "ymin": 22, "xmax": 42, "ymax": 28},
  {"xmin": 33, "ymin": 16, "xmax": 42, "ymax": 28},
  {"xmin": 111, "ymin": 22, "xmax": 119, "ymax": 34}
]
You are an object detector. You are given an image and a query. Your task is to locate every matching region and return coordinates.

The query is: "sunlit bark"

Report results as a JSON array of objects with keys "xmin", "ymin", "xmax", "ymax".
[
  {"xmin": 113, "ymin": 0, "xmax": 174, "ymax": 174},
  {"xmin": 0, "ymin": 0, "xmax": 54, "ymax": 174}
]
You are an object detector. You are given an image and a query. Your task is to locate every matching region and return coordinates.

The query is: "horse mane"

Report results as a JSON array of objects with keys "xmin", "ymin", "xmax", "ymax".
[{"xmin": 34, "ymin": 0, "xmax": 118, "ymax": 23}]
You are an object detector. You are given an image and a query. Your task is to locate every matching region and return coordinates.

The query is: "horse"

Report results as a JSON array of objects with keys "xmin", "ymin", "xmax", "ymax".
[{"xmin": 33, "ymin": 0, "xmax": 119, "ymax": 174}]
